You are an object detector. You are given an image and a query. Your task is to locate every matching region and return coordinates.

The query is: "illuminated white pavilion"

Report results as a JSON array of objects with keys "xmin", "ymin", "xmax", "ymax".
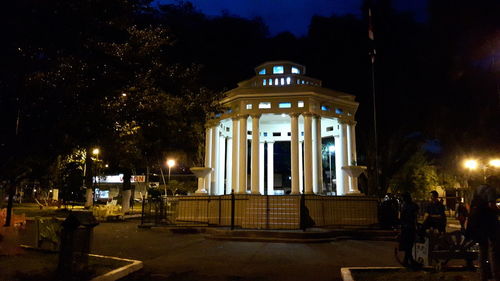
[{"xmin": 195, "ymin": 61, "xmax": 361, "ymax": 196}]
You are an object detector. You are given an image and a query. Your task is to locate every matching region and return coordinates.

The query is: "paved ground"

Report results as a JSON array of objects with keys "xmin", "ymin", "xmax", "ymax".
[{"xmin": 90, "ymin": 221, "xmax": 399, "ymax": 281}]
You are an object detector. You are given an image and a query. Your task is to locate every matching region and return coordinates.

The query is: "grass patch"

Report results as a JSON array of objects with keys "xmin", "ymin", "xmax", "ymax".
[{"xmin": 12, "ymin": 203, "xmax": 81, "ymax": 219}]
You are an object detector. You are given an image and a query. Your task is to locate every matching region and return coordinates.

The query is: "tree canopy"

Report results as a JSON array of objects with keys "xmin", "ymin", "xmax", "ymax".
[{"xmin": 1, "ymin": 0, "xmax": 499, "ymax": 197}]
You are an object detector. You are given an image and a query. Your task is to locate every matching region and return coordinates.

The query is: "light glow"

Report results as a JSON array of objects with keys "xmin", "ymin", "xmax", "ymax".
[
  {"xmin": 464, "ymin": 159, "xmax": 478, "ymax": 170},
  {"xmin": 328, "ymin": 145, "xmax": 335, "ymax": 153},
  {"xmin": 92, "ymin": 148, "xmax": 100, "ymax": 155},
  {"xmin": 489, "ymin": 159, "xmax": 500, "ymax": 168},
  {"xmin": 167, "ymin": 159, "xmax": 176, "ymax": 168}
]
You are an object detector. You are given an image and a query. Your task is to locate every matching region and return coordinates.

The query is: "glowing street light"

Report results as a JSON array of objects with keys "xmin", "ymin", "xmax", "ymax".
[
  {"xmin": 489, "ymin": 159, "xmax": 500, "ymax": 168},
  {"xmin": 92, "ymin": 148, "xmax": 101, "ymax": 200},
  {"xmin": 167, "ymin": 159, "xmax": 176, "ymax": 182},
  {"xmin": 463, "ymin": 158, "xmax": 500, "ymax": 182},
  {"xmin": 464, "ymin": 159, "xmax": 478, "ymax": 170}
]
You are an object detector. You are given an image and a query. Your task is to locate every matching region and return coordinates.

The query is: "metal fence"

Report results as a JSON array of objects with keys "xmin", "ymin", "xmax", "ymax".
[{"xmin": 140, "ymin": 194, "xmax": 379, "ymax": 230}]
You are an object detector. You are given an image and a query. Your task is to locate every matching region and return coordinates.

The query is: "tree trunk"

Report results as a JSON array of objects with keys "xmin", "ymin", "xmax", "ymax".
[
  {"xmin": 122, "ymin": 190, "xmax": 131, "ymax": 214},
  {"xmin": 121, "ymin": 169, "xmax": 132, "ymax": 213},
  {"xmin": 4, "ymin": 180, "xmax": 15, "ymax": 227},
  {"xmin": 84, "ymin": 148, "xmax": 94, "ymax": 208}
]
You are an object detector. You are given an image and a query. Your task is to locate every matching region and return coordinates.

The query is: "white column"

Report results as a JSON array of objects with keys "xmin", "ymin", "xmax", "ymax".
[
  {"xmin": 231, "ymin": 118, "xmax": 239, "ymax": 193},
  {"xmin": 315, "ymin": 116, "xmax": 324, "ymax": 194},
  {"xmin": 267, "ymin": 141, "xmax": 274, "ymax": 195},
  {"xmin": 346, "ymin": 121, "xmax": 353, "ymax": 192},
  {"xmin": 349, "ymin": 122, "xmax": 357, "ymax": 164},
  {"xmin": 299, "ymin": 140, "xmax": 303, "ymax": 193},
  {"xmin": 312, "ymin": 116, "xmax": 318, "ymax": 193},
  {"xmin": 290, "ymin": 113, "xmax": 300, "ymax": 195},
  {"xmin": 347, "ymin": 122, "xmax": 360, "ymax": 193},
  {"xmin": 203, "ymin": 126, "xmax": 212, "ymax": 193},
  {"xmin": 340, "ymin": 120, "xmax": 349, "ymax": 195},
  {"xmin": 259, "ymin": 142, "xmax": 265, "ymax": 195},
  {"xmin": 210, "ymin": 125, "xmax": 220, "ymax": 195},
  {"xmin": 251, "ymin": 114, "xmax": 261, "ymax": 194},
  {"xmin": 334, "ymin": 134, "xmax": 343, "ymax": 196},
  {"xmin": 303, "ymin": 113, "xmax": 313, "ymax": 194},
  {"xmin": 218, "ymin": 136, "xmax": 226, "ymax": 195},
  {"xmin": 238, "ymin": 115, "xmax": 248, "ymax": 194},
  {"xmin": 226, "ymin": 137, "xmax": 233, "ymax": 195}
]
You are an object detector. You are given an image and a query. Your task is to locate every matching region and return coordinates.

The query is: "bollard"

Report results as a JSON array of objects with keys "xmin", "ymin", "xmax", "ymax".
[
  {"xmin": 141, "ymin": 195, "xmax": 146, "ymax": 225},
  {"xmin": 300, "ymin": 193, "xmax": 306, "ymax": 231},
  {"xmin": 231, "ymin": 190, "xmax": 235, "ymax": 230}
]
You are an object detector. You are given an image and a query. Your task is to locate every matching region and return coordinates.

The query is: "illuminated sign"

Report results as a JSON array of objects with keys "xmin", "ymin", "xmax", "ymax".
[{"xmin": 94, "ymin": 174, "xmax": 146, "ymax": 183}]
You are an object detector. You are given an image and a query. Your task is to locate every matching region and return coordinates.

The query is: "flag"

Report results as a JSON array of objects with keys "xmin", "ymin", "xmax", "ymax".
[
  {"xmin": 368, "ymin": 8, "xmax": 374, "ymax": 40},
  {"xmin": 368, "ymin": 8, "xmax": 376, "ymax": 63}
]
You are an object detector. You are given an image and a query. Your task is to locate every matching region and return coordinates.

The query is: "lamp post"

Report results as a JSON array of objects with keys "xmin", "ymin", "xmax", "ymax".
[
  {"xmin": 328, "ymin": 145, "xmax": 335, "ymax": 193},
  {"xmin": 167, "ymin": 159, "xmax": 175, "ymax": 182},
  {"xmin": 165, "ymin": 159, "xmax": 176, "ymax": 195},
  {"xmin": 463, "ymin": 158, "xmax": 500, "ymax": 182},
  {"xmin": 92, "ymin": 148, "xmax": 100, "ymax": 201}
]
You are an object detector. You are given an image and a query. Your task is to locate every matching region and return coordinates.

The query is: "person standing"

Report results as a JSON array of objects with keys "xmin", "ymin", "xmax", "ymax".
[
  {"xmin": 455, "ymin": 202, "xmax": 468, "ymax": 232},
  {"xmin": 467, "ymin": 175, "xmax": 499, "ymax": 281},
  {"xmin": 398, "ymin": 192, "xmax": 420, "ymax": 267},
  {"xmin": 423, "ymin": 190, "xmax": 447, "ymax": 233}
]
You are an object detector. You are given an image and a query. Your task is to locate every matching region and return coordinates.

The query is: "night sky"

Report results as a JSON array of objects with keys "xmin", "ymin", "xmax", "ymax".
[{"xmin": 157, "ymin": 0, "xmax": 427, "ymax": 36}]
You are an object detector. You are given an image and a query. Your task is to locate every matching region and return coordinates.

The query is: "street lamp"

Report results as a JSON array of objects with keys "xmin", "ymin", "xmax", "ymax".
[
  {"xmin": 489, "ymin": 159, "xmax": 500, "ymax": 168},
  {"xmin": 167, "ymin": 159, "xmax": 176, "ymax": 182},
  {"xmin": 463, "ymin": 158, "xmax": 500, "ymax": 181},
  {"xmin": 92, "ymin": 148, "xmax": 100, "ymax": 200},
  {"xmin": 328, "ymin": 145, "xmax": 335, "ymax": 193},
  {"xmin": 464, "ymin": 159, "xmax": 478, "ymax": 171},
  {"xmin": 162, "ymin": 159, "xmax": 176, "ymax": 196}
]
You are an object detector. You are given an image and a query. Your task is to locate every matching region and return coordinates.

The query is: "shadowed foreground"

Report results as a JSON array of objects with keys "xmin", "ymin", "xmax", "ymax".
[{"xmin": 90, "ymin": 221, "xmax": 398, "ymax": 281}]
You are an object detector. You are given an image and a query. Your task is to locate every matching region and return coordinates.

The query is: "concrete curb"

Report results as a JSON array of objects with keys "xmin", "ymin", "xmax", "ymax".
[
  {"xmin": 206, "ymin": 235, "xmax": 337, "ymax": 243},
  {"xmin": 89, "ymin": 254, "xmax": 143, "ymax": 281},
  {"xmin": 204, "ymin": 228, "xmax": 397, "ymax": 243},
  {"xmin": 340, "ymin": 266, "xmax": 478, "ymax": 281},
  {"xmin": 19, "ymin": 245, "xmax": 143, "ymax": 281},
  {"xmin": 340, "ymin": 267, "xmax": 402, "ymax": 281},
  {"xmin": 136, "ymin": 225, "xmax": 397, "ymax": 242}
]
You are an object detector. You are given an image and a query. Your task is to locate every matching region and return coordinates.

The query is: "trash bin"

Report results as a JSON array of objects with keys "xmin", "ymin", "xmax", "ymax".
[{"xmin": 58, "ymin": 211, "xmax": 99, "ymax": 276}]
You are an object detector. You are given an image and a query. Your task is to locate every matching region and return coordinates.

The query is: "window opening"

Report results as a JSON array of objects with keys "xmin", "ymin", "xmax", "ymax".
[{"xmin": 273, "ymin": 66, "xmax": 284, "ymax": 74}]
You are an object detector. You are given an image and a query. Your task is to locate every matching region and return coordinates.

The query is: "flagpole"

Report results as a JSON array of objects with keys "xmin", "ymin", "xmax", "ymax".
[
  {"xmin": 368, "ymin": 7, "xmax": 380, "ymax": 195},
  {"xmin": 370, "ymin": 56, "xmax": 380, "ymax": 195}
]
